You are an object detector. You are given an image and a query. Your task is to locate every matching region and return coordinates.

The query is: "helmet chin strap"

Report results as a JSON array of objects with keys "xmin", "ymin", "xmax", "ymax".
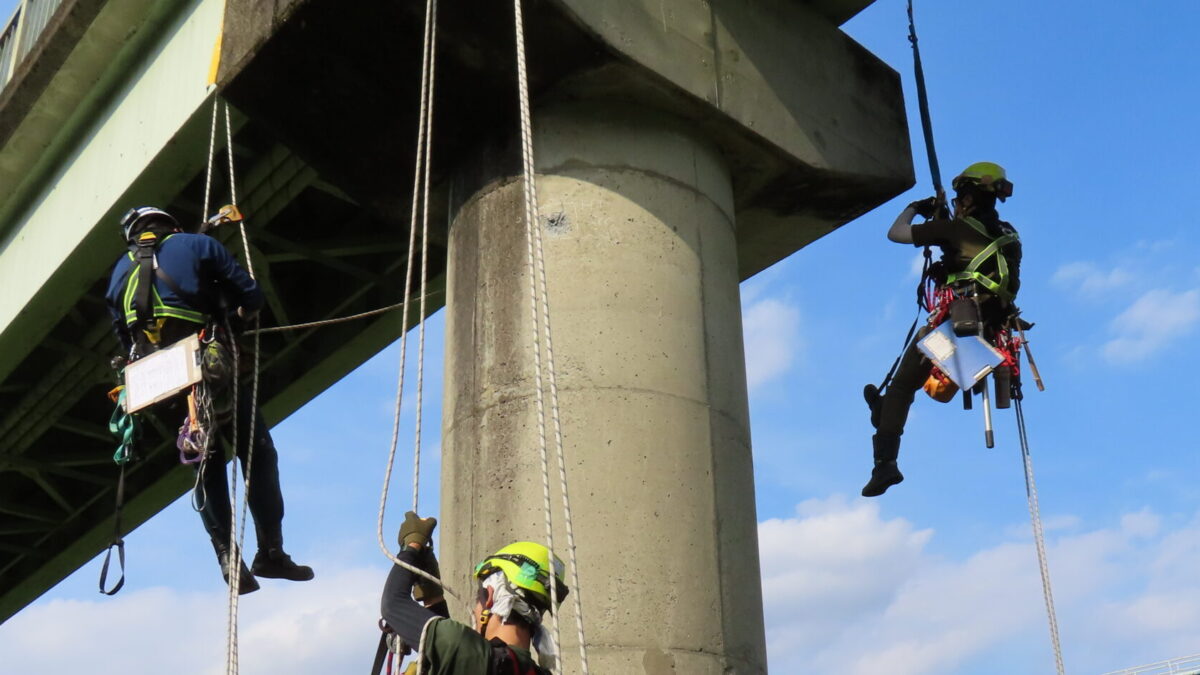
[
  {"xmin": 477, "ymin": 607, "xmax": 492, "ymax": 636},
  {"xmin": 477, "ymin": 584, "xmax": 493, "ymax": 637}
]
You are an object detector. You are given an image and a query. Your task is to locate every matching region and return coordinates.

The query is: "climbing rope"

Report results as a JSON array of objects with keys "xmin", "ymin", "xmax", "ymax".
[
  {"xmin": 410, "ymin": 0, "xmax": 438, "ymax": 517},
  {"xmin": 906, "ymin": 0, "xmax": 942, "ymax": 193},
  {"xmin": 196, "ymin": 96, "xmax": 261, "ymax": 675},
  {"xmin": 202, "ymin": 96, "xmax": 221, "ymax": 230},
  {"xmin": 876, "ymin": 0, "xmax": 943, "ymax": 396},
  {"xmin": 245, "ymin": 297, "xmax": 431, "ymax": 336},
  {"xmin": 1014, "ymin": 397, "xmax": 1065, "ymax": 675},
  {"xmin": 374, "ymin": 0, "xmax": 455, "ymax": 598},
  {"xmin": 511, "ymin": 0, "xmax": 589, "ymax": 672},
  {"xmin": 906, "ymin": 4, "xmax": 1061, "ymax": 670}
]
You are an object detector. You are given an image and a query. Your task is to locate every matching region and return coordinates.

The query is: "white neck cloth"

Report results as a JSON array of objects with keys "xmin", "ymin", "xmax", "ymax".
[{"xmin": 481, "ymin": 572, "xmax": 558, "ymax": 668}]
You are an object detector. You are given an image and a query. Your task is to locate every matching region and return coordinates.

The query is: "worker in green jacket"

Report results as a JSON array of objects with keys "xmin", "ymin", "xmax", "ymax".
[
  {"xmin": 381, "ymin": 512, "xmax": 565, "ymax": 674},
  {"xmin": 862, "ymin": 162, "xmax": 1022, "ymax": 497}
]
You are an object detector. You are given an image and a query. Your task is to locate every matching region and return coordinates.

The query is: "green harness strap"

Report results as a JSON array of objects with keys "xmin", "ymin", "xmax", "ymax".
[
  {"xmin": 101, "ymin": 387, "xmax": 137, "ymax": 595},
  {"xmin": 108, "ymin": 388, "xmax": 138, "ymax": 465},
  {"xmin": 120, "ymin": 239, "xmax": 208, "ymax": 327},
  {"xmin": 946, "ymin": 216, "xmax": 1019, "ymax": 301}
]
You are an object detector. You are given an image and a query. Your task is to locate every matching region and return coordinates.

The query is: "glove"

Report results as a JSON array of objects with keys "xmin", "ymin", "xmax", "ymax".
[
  {"xmin": 398, "ymin": 511, "xmax": 438, "ymax": 550},
  {"xmin": 412, "ymin": 549, "xmax": 443, "ymax": 602},
  {"xmin": 908, "ymin": 196, "xmax": 940, "ymax": 219}
]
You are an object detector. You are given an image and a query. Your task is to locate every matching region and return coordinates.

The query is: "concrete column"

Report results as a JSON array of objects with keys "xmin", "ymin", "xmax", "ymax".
[{"xmin": 442, "ymin": 102, "xmax": 766, "ymax": 674}]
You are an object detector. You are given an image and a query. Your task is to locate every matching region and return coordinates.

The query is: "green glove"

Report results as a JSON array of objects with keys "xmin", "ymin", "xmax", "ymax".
[
  {"xmin": 413, "ymin": 550, "xmax": 442, "ymax": 602},
  {"xmin": 398, "ymin": 511, "xmax": 438, "ymax": 549}
]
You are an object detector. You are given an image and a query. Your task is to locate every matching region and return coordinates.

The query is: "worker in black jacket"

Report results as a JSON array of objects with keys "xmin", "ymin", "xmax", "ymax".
[
  {"xmin": 862, "ymin": 163, "xmax": 1022, "ymax": 497},
  {"xmin": 104, "ymin": 206, "xmax": 312, "ymax": 593}
]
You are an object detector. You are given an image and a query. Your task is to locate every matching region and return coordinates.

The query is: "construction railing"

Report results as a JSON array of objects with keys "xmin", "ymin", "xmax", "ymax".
[
  {"xmin": 1102, "ymin": 653, "xmax": 1200, "ymax": 675},
  {"xmin": 0, "ymin": 0, "xmax": 64, "ymax": 90}
]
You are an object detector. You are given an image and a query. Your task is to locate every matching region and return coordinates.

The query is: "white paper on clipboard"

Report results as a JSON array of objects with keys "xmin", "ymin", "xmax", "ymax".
[
  {"xmin": 917, "ymin": 322, "xmax": 1004, "ymax": 390},
  {"xmin": 123, "ymin": 334, "xmax": 203, "ymax": 413}
]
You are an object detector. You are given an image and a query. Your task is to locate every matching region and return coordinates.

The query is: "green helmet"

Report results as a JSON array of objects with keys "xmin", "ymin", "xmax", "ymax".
[
  {"xmin": 474, "ymin": 541, "xmax": 569, "ymax": 613},
  {"xmin": 952, "ymin": 162, "xmax": 1013, "ymax": 201}
]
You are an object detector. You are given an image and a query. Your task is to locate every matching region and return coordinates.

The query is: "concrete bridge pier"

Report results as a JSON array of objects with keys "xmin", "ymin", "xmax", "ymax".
[{"xmin": 442, "ymin": 102, "xmax": 764, "ymax": 673}]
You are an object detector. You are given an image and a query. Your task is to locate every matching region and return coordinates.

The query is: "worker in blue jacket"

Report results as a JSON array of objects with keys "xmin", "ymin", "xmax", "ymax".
[{"xmin": 104, "ymin": 206, "xmax": 312, "ymax": 593}]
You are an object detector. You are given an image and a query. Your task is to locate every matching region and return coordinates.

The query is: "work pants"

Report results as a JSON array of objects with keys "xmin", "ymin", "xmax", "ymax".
[
  {"xmin": 197, "ymin": 384, "xmax": 285, "ymax": 551},
  {"xmin": 877, "ymin": 325, "xmax": 933, "ymax": 437}
]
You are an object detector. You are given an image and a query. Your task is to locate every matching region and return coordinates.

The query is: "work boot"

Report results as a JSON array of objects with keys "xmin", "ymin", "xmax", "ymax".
[
  {"xmin": 863, "ymin": 384, "xmax": 882, "ymax": 429},
  {"xmin": 250, "ymin": 530, "xmax": 314, "ymax": 581},
  {"xmin": 212, "ymin": 540, "xmax": 260, "ymax": 595},
  {"xmin": 861, "ymin": 433, "xmax": 904, "ymax": 498}
]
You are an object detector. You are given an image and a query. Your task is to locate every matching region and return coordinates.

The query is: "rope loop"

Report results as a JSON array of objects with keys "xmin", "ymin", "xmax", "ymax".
[{"xmin": 374, "ymin": 0, "xmax": 459, "ymax": 602}]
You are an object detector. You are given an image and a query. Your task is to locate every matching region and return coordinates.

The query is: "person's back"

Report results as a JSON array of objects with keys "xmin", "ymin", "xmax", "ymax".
[
  {"xmin": 105, "ymin": 208, "xmax": 262, "ymax": 356},
  {"xmin": 103, "ymin": 206, "xmax": 311, "ymax": 594}
]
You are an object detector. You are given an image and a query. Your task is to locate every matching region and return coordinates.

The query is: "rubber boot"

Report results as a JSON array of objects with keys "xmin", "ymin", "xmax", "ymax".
[
  {"xmin": 212, "ymin": 539, "xmax": 260, "ymax": 595},
  {"xmin": 250, "ymin": 529, "xmax": 314, "ymax": 582},
  {"xmin": 861, "ymin": 433, "xmax": 904, "ymax": 498}
]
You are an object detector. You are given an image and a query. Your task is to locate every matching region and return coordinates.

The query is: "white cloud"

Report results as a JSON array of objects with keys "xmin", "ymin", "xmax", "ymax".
[
  {"xmin": 0, "ymin": 565, "xmax": 390, "ymax": 674},
  {"xmin": 1052, "ymin": 261, "xmax": 1135, "ymax": 295},
  {"xmin": 909, "ymin": 252, "xmax": 927, "ymax": 279},
  {"xmin": 759, "ymin": 498, "xmax": 1200, "ymax": 675},
  {"xmin": 742, "ymin": 297, "xmax": 802, "ymax": 390},
  {"xmin": 1101, "ymin": 288, "xmax": 1200, "ymax": 363},
  {"xmin": 7, "ymin": 507, "xmax": 1200, "ymax": 675}
]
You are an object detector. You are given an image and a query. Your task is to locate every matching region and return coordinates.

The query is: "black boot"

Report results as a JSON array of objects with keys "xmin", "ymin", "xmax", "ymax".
[
  {"xmin": 250, "ymin": 530, "xmax": 314, "ymax": 582},
  {"xmin": 861, "ymin": 433, "xmax": 904, "ymax": 498},
  {"xmin": 212, "ymin": 539, "xmax": 260, "ymax": 595}
]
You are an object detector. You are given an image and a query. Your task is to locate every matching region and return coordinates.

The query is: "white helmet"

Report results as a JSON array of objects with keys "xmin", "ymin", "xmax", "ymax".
[{"xmin": 119, "ymin": 206, "xmax": 179, "ymax": 242}]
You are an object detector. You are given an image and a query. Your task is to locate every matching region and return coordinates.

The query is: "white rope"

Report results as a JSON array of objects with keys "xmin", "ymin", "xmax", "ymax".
[
  {"xmin": 374, "ymin": 0, "xmax": 456, "ymax": 598},
  {"xmin": 215, "ymin": 99, "xmax": 261, "ymax": 675},
  {"xmin": 511, "ymin": 1, "xmax": 589, "ymax": 672},
  {"xmin": 201, "ymin": 96, "xmax": 220, "ymax": 230},
  {"xmin": 245, "ymin": 297, "xmax": 432, "ymax": 336},
  {"xmin": 224, "ymin": 316, "xmax": 244, "ymax": 675},
  {"xmin": 411, "ymin": 0, "xmax": 438, "ymax": 516},
  {"xmin": 1015, "ymin": 398, "xmax": 1065, "ymax": 675}
]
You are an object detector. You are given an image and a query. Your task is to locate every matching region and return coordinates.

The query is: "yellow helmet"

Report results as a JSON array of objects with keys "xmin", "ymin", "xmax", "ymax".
[
  {"xmin": 474, "ymin": 541, "xmax": 569, "ymax": 612},
  {"xmin": 952, "ymin": 162, "xmax": 1013, "ymax": 201}
]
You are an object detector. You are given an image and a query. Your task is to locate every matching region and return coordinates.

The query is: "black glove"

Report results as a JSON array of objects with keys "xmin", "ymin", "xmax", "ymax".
[
  {"xmin": 398, "ymin": 511, "xmax": 438, "ymax": 550},
  {"xmin": 908, "ymin": 196, "xmax": 940, "ymax": 219},
  {"xmin": 412, "ymin": 549, "xmax": 442, "ymax": 602}
]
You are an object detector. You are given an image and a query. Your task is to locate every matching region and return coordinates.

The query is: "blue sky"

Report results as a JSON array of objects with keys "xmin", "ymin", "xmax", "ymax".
[{"xmin": 3, "ymin": 1, "xmax": 1200, "ymax": 674}]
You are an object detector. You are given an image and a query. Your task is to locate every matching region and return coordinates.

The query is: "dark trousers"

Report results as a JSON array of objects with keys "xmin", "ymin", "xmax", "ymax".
[
  {"xmin": 877, "ymin": 325, "xmax": 933, "ymax": 437},
  {"xmin": 197, "ymin": 384, "xmax": 285, "ymax": 551}
]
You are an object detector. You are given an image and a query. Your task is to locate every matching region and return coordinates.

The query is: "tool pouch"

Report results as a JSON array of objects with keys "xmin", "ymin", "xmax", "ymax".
[
  {"xmin": 950, "ymin": 296, "xmax": 981, "ymax": 337},
  {"xmin": 202, "ymin": 340, "xmax": 235, "ymax": 420},
  {"xmin": 993, "ymin": 366, "xmax": 1012, "ymax": 409}
]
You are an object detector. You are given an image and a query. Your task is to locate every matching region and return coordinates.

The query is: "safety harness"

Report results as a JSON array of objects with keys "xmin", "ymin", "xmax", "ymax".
[
  {"xmin": 100, "ymin": 231, "xmax": 222, "ymax": 596},
  {"xmin": 120, "ymin": 231, "xmax": 207, "ymax": 355},
  {"xmin": 944, "ymin": 216, "xmax": 1020, "ymax": 302},
  {"xmin": 490, "ymin": 640, "xmax": 547, "ymax": 675},
  {"xmin": 370, "ymin": 631, "xmax": 547, "ymax": 675}
]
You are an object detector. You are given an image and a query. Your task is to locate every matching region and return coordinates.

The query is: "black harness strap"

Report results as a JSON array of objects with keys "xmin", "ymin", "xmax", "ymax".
[
  {"xmin": 132, "ymin": 240, "xmax": 157, "ymax": 330},
  {"xmin": 370, "ymin": 632, "xmax": 389, "ymax": 675},
  {"xmin": 492, "ymin": 641, "xmax": 542, "ymax": 675},
  {"xmin": 877, "ymin": 246, "xmax": 932, "ymax": 393},
  {"xmin": 98, "ymin": 462, "xmax": 128, "ymax": 596}
]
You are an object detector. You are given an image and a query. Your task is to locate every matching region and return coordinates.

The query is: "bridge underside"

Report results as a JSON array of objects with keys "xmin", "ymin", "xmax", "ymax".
[
  {"xmin": 0, "ymin": 0, "xmax": 908, "ymax": 622},
  {"xmin": 0, "ymin": 119, "xmax": 448, "ymax": 620}
]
